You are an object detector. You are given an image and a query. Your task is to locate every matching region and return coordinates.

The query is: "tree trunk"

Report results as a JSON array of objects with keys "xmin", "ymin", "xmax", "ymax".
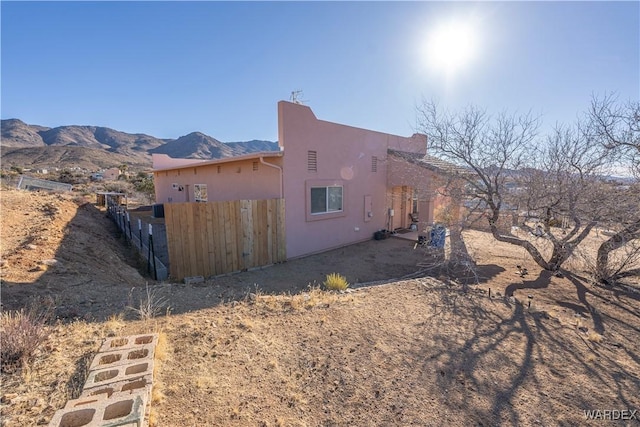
[
  {"xmin": 488, "ymin": 209, "xmax": 551, "ymax": 270},
  {"xmin": 596, "ymin": 220, "xmax": 640, "ymax": 276},
  {"xmin": 487, "ymin": 209, "xmax": 597, "ymax": 272},
  {"xmin": 448, "ymin": 223, "xmax": 471, "ymax": 265}
]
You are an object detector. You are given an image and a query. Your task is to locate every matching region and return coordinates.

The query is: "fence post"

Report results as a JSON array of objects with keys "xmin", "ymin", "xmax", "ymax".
[
  {"xmin": 148, "ymin": 224, "xmax": 157, "ymax": 280},
  {"xmin": 126, "ymin": 212, "xmax": 132, "ymax": 241}
]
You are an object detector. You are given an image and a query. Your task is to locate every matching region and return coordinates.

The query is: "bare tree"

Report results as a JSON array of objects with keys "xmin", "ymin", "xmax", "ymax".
[
  {"xmin": 586, "ymin": 94, "xmax": 640, "ymax": 283},
  {"xmin": 418, "ymin": 100, "xmax": 609, "ymax": 272},
  {"xmin": 428, "ymin": 173, "xmax": 479, "ymax": 282},
  {"xmin": 587, "ymin": 92, "xmax": 640, "ymax": 176},
  {"xmin": 591, "ymin": 182, "xmax": 640, "ymax": 284}
]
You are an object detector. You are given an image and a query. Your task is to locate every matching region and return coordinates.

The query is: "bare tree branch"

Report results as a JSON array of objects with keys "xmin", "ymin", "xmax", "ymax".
[{"xmin": 418, "ymin": 99, "xmax": 616, "ymax": 272}]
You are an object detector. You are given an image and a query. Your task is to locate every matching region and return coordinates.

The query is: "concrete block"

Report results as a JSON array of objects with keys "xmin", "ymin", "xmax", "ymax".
[
  {"xmin": 79, "ymin": 375, "xmax": 153, "ymax": 404},
  {"xmin": 49, "ymin": 390, "xmax": 147, "ymax": 427},
  {"xmin": 84, "ymin": 360, "xmax": 154, "ymax": 390},
  {"xmin": 183, "ymin": 275, "xmax": 204, "ymax": 285},
  {"xmin": 64, "ymin": 387, "xmax": 149, "ymax": 410},
  {"xmin": 99, "ymin": 334, "xmax": 158, "ymax": 353},
  {"xmin": 89, "ymin": 345, "xmax": 155, "ymax": 372}
]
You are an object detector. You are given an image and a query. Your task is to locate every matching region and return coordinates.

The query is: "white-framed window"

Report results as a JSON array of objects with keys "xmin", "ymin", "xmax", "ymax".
[
  {"xmin": 194, "ymin": 184, "xmax": 208, "ymax": 202},
  {"xmin": 306, "ymin": 179, "xmax": 346, "ymax": 221},
  {"xmin": 310, "ymin": 185, "xmax": 343, "ymax": 215}
]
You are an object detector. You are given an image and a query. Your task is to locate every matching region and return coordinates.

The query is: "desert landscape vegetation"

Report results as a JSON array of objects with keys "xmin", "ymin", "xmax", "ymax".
[
  {"xmin": 0, "ymin": 177, "xmax": 638, "ymax": 426},
  {"xmin": 2, "ymin": 0, "xmax": 638, "ymax": 425},
  {"xmin": 1, "ymin": 96, "xmax": 639, "ymax": 427}
]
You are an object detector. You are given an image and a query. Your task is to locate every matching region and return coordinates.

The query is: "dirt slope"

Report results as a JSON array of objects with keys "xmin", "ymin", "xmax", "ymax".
[
  {"xmin": 1, "ymin": 189, "xmax": 639, "ymax": 427},
  {"xmin": 0, "ymin": 189, "xmax": 145, "ymax": 320}
]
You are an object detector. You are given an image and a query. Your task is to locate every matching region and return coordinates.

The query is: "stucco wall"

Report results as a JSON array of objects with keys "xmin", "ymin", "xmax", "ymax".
[
  {"xmin": 153, "ymin": 157, "xmax": 282, "ymax": 204},
  {"xmin": 278, "ymin": 101, "xmax": 427, "ymax": 258}
]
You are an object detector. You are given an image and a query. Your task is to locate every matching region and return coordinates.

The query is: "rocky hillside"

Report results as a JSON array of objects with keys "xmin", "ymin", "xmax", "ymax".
[
  {"xmin": 0, "ymin": 119, "xmax": 277, "ymax": 169},
  {"xmin": 149, "ymin": 132, "xmax": 236, "ymax": 159},
  {"xmin": 0, "ymin": 146, "xmax": 149, "ymax": 170},
  {"xmin": 227, "ymin": 139, "xmax": 279, "ymax": 155},
  {"xmin": 1, "ymin": 119, "xmax": 51, "ymax": 148}
]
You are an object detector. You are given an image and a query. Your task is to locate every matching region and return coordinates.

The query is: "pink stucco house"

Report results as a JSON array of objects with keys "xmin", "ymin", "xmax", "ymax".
[{"xmin": 153, "ymin": 101, "xmax": 450, "ymax": 259}]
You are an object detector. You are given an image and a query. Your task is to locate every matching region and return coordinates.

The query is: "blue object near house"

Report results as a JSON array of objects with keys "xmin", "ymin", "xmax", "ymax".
[{"xmin": 429, "ymin": 225, "xmax": 446, "ymax": 248}]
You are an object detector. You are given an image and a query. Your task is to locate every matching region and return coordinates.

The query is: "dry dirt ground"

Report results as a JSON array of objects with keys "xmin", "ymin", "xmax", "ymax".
[{"xmin": 1, "ymin": 188, "xmax": 639, "ymax": 426}]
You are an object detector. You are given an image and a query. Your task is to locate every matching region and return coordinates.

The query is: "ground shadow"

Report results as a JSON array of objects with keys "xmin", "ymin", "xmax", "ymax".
[
  {"xmin": 65, "ymin": 351, "xmax": 93, "ymax": 400},
  {"xmin": 1, "ymin": 200, "xmax": 147, "ymax": 322},
  {"xmin": 1, "ymin": 198, "xmax": 433, "ymax": 323},
  {"xmin": 405, "ymin": 280, "xmax": 640, "ymax": 426},
  {"xmin": 504, "ymin": 269, "xmax": 552, "ymax": 298}
]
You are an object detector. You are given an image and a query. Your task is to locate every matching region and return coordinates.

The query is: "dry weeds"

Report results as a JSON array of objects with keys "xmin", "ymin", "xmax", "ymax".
[{"xmin": 1, "ymin": 189, "xmax": 639, "ymax": 426}]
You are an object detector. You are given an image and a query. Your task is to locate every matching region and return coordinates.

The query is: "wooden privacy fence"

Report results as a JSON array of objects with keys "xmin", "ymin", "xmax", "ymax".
[{"xmin": 164, "ymin": 199, "xmax": 286, "ymax": 281}]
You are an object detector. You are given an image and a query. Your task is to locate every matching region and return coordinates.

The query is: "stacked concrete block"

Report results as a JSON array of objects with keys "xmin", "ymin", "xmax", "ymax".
[
  {"xmin": 49, "ymin": 334, "xmax": 159, "ymax": 427},
  {"xmin": 50, "ymin": 391, "xmax": 147, "ymax": 427},
  {"xmin": 89, "ymin": 344, "xmax": 155, "ymax": 370},
  {"xmin": 98, "ymin": 334, "xmax": 159, "ymax": 353}
]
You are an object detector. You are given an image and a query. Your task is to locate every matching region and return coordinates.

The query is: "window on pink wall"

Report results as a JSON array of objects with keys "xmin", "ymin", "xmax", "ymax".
[
  {"xmin": 305, "ymin": 179, "xmax": 347, "ymax": 222},
  {"xmin": 311, "ymin": 186, "xmax": 343, "ymax": 214}
]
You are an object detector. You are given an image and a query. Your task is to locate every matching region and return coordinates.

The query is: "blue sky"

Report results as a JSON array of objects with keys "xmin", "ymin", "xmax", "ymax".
[{"xmin": 1, "ymin": 1, "xmax": 638, "ymax": 143}]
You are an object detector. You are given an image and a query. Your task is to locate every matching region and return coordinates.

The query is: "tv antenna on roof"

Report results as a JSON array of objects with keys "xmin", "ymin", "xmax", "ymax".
[{"xmin": 290, "ymin": 90, "xmax": 308, "ymax": 104}]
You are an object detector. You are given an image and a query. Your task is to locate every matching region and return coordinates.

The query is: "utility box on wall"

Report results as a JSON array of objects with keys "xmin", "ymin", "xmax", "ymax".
[{"xmin": 364, "ymin": 195, "xmax": 373, "ymax": 222}]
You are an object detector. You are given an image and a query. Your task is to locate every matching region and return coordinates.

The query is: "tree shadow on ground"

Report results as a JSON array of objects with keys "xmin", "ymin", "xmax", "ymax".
[
  {"xmin": 413, "ymin": 254, "xmax": 506, "ymax": 286},
  {"xmin": 504, "ymin": 269, "xmax": 552, "ymax": 298},
  {"xmin": 404, "ymin": 277, "xmax": 640, "ymax": 426},
  {"xmin": 504, "ymin": 270, "xmax": 614, "ymax": 336}
]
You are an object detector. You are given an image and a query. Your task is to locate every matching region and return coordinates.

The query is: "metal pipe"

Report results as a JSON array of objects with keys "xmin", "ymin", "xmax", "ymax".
[{"xmin": 259, "ymin": 157, "xmax": 283, "ymax": 199}]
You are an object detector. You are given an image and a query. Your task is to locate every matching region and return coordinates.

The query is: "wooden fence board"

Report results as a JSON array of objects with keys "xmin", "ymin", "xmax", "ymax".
[
  {"xmin": 258, "ymin": 200, "xmax": 268, "ymax": 265},
  {"xmin": 241, "ymin": 200, "xmax": 253, "ymax": 268},
  {"xmin": 222, "ymin": 202, "xmax": 234, "ymax": 271},
  {"xmin": 164, "ymin": 198, "xmax": 286, "ymax": 281},
  {"xmin": 266, "ymin": 200, "xmax": 274, "ymax": 262},
  {"xmin": 170, "ymin": 203, "xmax": 182, "ymax": 279},
  {"xmin": 213, "ymin": 202, "xmax": 225, "ymax": 274},
  {"xmin": 204, "ymin": 203, "xmax": 217, "ymax": 277},
  {"xmin": 235, "ymin": 200, "xmax": 242, "ymax": 270},
  {"xmin": 185, "ymin": 203, "xmax": 198, "ymax": 277},
  {"xmin": 164, "ymin": 204, "xmax": 179, "ymax": 280},
  {"xmin": 252, "ymin": 200, "xmax": 261, "ymax": 265},
  {"xmin": 193, "ymin": 203, "xmax": 205, "ymax": 277},
  {"xmin": 277, "ymin": 198, "xmax": 286, "ymax": 262}
]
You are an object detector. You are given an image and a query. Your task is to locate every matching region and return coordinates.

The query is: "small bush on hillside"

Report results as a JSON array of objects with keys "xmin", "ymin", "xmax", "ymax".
[
  {"xmin": 323, "ymin": 273, "xmax": 349, "ymax": 291},
  {"xmin": 0, "ymin": 308, "xmax": 51, "ymax": 374}
]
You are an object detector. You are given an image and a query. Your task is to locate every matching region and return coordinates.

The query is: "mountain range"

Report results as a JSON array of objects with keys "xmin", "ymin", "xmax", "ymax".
[{"xmin": 0, "ymin": 119, "xmax": 278, "ymax": 170}]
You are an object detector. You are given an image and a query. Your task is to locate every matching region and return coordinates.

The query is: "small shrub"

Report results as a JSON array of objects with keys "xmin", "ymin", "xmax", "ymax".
[
  {"xmin": 128, "ymin": 283, "xmax": 168, "ymax": 322},
  {"xmin": 0, "ymin": 308, "xmax": 50, "ymax": 374},
  {"xmin": 323, "ymin": 273, "xmax": 349, "ymax": 291}
]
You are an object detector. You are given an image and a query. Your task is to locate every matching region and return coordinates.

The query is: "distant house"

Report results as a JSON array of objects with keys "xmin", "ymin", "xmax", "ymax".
[
  {"xmin": 153, "ymin": 101, "xmax": 454, "ymax": 259},
  {"xmin": 102, "ymin": 168, "xmax": 121, "ymax": 181}
]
